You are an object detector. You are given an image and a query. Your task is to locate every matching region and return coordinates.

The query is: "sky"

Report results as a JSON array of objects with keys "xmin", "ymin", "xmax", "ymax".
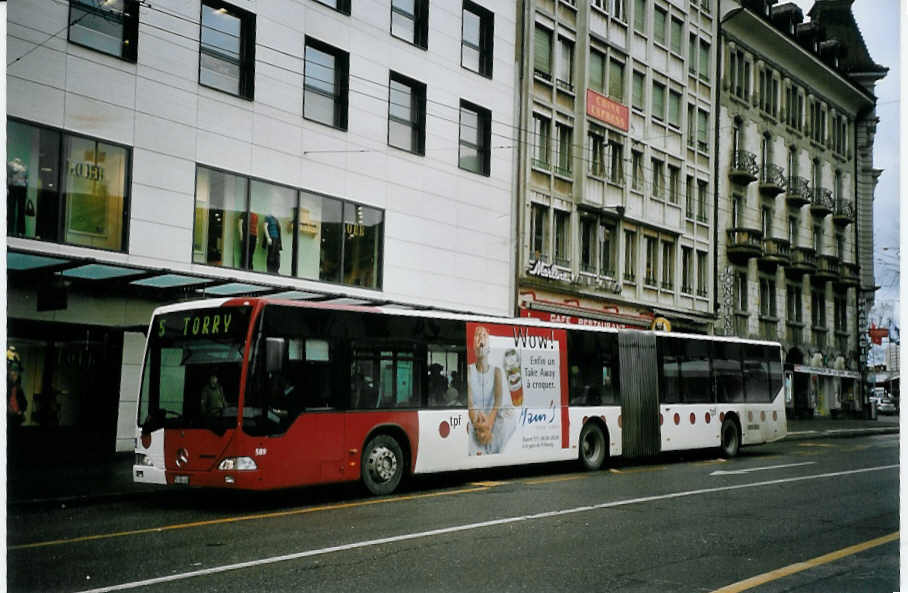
[{"xmin": 789, "ymin": 0, "xmax": 901, "ymax": 337}]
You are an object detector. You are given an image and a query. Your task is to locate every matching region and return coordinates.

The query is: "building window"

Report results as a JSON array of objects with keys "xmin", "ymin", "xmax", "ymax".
[
  {"xmin": 813, "ymin": 223, "xmax": 823, "ymax": 253},
  {"xmin": 68, "ymin": 0, "xmax": 139, "ymax": 61},
  {"xmin": 760, "ymin": 277, "xmax": 777, "ymax": 317},
  {"xmin": 735, "ymin": 270, "xmax": 748, "ymax": 311},
  {"xmin": 624, "ymin": 230, "xmax": 637, "ymax": 281},
  {"xmin": 661, "ymin": 240, "xmax": 674, "ymax": 289},
  {"xmin": 391, "ymin": 0, "xmax": 429, "ymax": 49},
  {"xmin": 788, "ymin": 146, "xmax": 799, "ymax": 178},
  {"xmin": 631, "ymin": 150, "xmax": 643, "ymax": 191},
  {"xmin": 532, "ymin": 114, "xmax": 551, "ymax": 170},
  {"xmin": 192, "ymin": 166, "xmax": 384, "ymax": 288},
  {"xmin": 789, "ymin": 216, "xmax": 799, "ymax": 246},
  {"xmin": 696, "ymin": 250, "xmax": 708, "ymax": 297},
  {"xmin": 811, "ymin": 290, "xmax": 826, "ymax": 328},
  {"xmin": 579, "ymin": 215, "xmax": 617, "ymax": 277},
  {"xmin": 698, "ymin": 39, "xmax": 710, "ymax": 83},
  {"xmin": 729, "ymin": 47, "xmax": 749, "ymax": 100},
  {"xmin": 458, "ymin": 100, "xmax": 491, "ymax": 176},
  {"xmin": 553, "ymin": 209, "xmax": 571, "ymax": 267},
  {"xmin": 632, "ymin": 70, "xmax": 645, "ymax": 111},
  {"xmin": 834, "ymin": 296, "xmax": 847, "ymax": 332},
  {"xmin": 697, "ymin": 180, "xmax": 708, "ymax": 223},
  {"xmin": 835, "ymin": 231, "xmax": 845, "ymax": 259},
  {"xmin": 608, "ymin": 138, "xmax": 624, "ymax": 185},
  {"xmin": 6, "ymin": 119, "xmax": 130, "ymax": 251},
  {"xmin": 304, "ymin": 38, "xmax": 349, "ymax": 130},
  {"xmin": 600, "ymin": 220, "xmax": 616, "ymax": 276},
  {"xmin": 312, "ymin": 0, "xmax": 351, "ymax": 14},
  {"xmin": 670, "ymin": 17, "xmax": 683, "ymax": 55},
  {"xmin": 589, "ymin": 129, "xmax": 606, "ymax": 177},
  {"xmin": 589, "ymin": 50, "xmax": 606, "ymax": 94},
  {"xmin": 534, "ymin": 24, "xmax": 553, "ymax": 80},
  {"xmin": 651, "ymin": 158, "xmax": 664, "ymax": 198},
  {"xmin": 668, "ymin": 165, "xmax": 680, "ymax": 204},
  {"xmin": 696, "ymin": 109, "xmax": 709, "ymax": 152},
  {"xmin": 668, "ymin": 90, "xmax": 681, "ymax": 128},
  {"xmin": 530, "ymin": 203, "xmax": 549, "ymax": 261},
  {"xmin": 609, "ymin": 58, "xmax": 625, "ymax": 102},
  {"xmin": 462, "ymin": 1, "xmax": 494, "ymax": 77},
  {"xmin": 787, "ymin": 284, "xmax": 803, "ymax": 323},
  {"xmin": 687, "ymin": 104, "xmax": 695, "ymax": 147},
  {"xmin": 580, "ymin": 216, "xmax": 596, "ymax": 273},
  {"xmin": 555, "ymin": 123, "xmax": 573, "ymax": 177},
  {"xmin": 688, "ymin": 34, "xmax": 697, "ymax": 74},
  {"xmin": 557, "ymin": 36, "xmax": 574, "ymax": 92},
  {"xmin": 761, "ymin": 206, "xmax": 772, "ymax": 237},
  {"xmin": 634, "ymin": 0, "xmax": 646, "ymax": 33},
  {"xmin": 652, "ymin": 81, "xmax": 665, "ymax": 121},
  {"xmin": 388, "ymin": 72, "xmax": 426, "ymax": 155},
  {"xmin": 731, "ymin": 194, "xmax": 742, "ymax": 227},
  {"xmin": 645, "ymin": 236, "xmax": 658, "ymax": 286},
  {"xmin": 685, "ymin": 175, "xmax": 694, "ymax": 218},
  {"xmin": 653, "ymin": 6, "xmax": 667, "ymax": 46},
  {"xmin": 199, "ymin": 1, "xmax": 256, "ymax": 99},
  {"xmin": 681, "ymin": 246, "xmax": 692, "ymax": 293}
]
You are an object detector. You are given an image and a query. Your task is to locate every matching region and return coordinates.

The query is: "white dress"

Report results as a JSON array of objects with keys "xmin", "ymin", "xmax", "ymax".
[{"xmin": 467, "ymin": 363, "xmax": 516, "ymax": 455}]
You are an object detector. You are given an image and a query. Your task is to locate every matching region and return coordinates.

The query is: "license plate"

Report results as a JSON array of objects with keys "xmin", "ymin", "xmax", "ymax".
[{"xmin": 174, "ymin": 475, "xmax": 189, "ymax": 485}]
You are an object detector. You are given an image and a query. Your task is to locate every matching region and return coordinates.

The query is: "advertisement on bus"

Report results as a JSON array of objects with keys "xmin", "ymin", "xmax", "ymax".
[{"xmin": 464, "ymin": 322, "xmax": 569, "ymax": 458}]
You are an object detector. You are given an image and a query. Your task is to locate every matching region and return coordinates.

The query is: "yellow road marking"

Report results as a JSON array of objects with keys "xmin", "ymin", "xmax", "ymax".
[
  {"xmin": 798, "ymin": 442, "xmax": 837, "ymax": 448},
  {"xmin": 469, "ymin": 481, "xmax": 508, "ymax": 487},
  {"xmin": 524, "ymin": 474, "xmax": 588, "ymax": 485},
  {"xmin": 609, "ymin": 466, "xmax": 667, "ymax": 474},
  {"xmin": 696, "ymin": 459, "xmax": 728, "ymax": 465},
  {"xmin": 709, "ymin": 532, "xmax": 899, "ymax": 593},
  {"xmin": 9, "ymin": 486, "xmax": 491, "ymax": 551}
]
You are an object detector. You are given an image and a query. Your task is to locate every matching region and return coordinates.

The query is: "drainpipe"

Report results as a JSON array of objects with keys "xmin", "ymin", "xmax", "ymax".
[{"xmin": 512, "ymin": 0, "xmax": 528, "ymax": 317}]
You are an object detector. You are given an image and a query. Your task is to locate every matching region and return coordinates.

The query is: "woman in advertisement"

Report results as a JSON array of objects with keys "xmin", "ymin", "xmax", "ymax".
[{"xmin": 467, "ymin": 326, "xmax": 516, "ymax": 455}]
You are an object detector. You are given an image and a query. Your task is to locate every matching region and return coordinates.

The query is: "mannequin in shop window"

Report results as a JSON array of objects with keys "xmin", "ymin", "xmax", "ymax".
[
  {"xmin": 7, "ymin": 157, "xmax": 28, "ymax": 237},
  {"xmin": 237, "ymin": 213, "xmax": 259, "ymax": 268},
  {"xmin": 263, "ymin": 215, "xmax": 282, "ymax": 273},
  {"xmin": 7, "ymin": 347, "xmax": 27, "ymax": 428}
]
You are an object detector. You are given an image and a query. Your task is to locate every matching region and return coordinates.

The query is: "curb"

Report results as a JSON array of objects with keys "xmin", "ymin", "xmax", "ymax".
[{"xmin": 783, "ymin": 427, "xmax": 899, "ymax": 441}]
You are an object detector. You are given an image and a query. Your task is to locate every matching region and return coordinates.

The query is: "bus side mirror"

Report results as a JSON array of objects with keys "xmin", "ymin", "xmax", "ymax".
[{"xmin": 265, "ymin": 337, "xmax": 287, "ymax": 373}]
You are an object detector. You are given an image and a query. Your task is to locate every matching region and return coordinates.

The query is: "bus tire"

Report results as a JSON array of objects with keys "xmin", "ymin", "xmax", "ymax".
[
  {"xmin": 579, "ymin": 422, "xmax": 607, "ymax": 471},
  {"xmin": 720, "ymin": 417, "xmax": 740, "ymax": 458},
  {"xmin": 362, "ymin": 434, "xmax": 404, "ymax": 496}
]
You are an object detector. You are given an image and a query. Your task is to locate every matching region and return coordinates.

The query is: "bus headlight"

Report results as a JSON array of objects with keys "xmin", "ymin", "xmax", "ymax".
[
  {"xmin": 218, "ymin": 457, "xmax": 257, "ymax": 471},
  {"xmin": 135, "ymin": 454, "xmax": 153, "ymax": 466}
]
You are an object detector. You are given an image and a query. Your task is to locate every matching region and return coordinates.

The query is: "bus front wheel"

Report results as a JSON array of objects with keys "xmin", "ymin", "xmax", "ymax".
[
  {"xmin": 720, "ymin": 417, "xmax": 740, "ymax": 458},
  {"xmin": 362, "ymin": 434, "xmax": 404, "ymax": 496},
  {"xmin": 579, "ymin": 422, "xmax": 607, "ymax": 471}
]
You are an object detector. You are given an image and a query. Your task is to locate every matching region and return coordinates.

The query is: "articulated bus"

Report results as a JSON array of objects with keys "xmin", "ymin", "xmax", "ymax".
[{"xmin": 133, "ymin": 298, "xmax": 786, "ymax": 495}]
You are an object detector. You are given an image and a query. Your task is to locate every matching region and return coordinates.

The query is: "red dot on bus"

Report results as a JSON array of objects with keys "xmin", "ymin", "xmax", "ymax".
[
  {"xmin": 690, "ymin": 413, "xmax": 696, "ymax": 425},
  {"xmin": 748, "ymin": 411, "xmax": 754, "ymax": 421},
  {"xmin": 439, "ymin": 421, "xmax": 450, "ymax": 438},
  {"xmin": 705, "ymin": 413, "xmax": 711, "ymax": 424},
  {"xmin": 674, "ymin": 413, "xmax": 680, "ymax": 426}
]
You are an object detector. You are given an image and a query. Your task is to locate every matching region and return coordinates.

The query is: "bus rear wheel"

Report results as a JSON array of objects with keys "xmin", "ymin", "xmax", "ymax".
[
  {"xmin": 579, "ymin": 423, "xmax": 606, "ymax": 471},
  {"xmin": 720, "ymin": 417, "xmax": 740, "ymax": 458},
  {"xmin": 362, "ymin": 434, "xmax": 404, "ymax": 496}
]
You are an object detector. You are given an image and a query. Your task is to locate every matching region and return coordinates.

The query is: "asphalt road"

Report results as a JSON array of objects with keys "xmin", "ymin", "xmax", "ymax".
[{"xmin": 7, "ymin": 434, "xmax": 899, "ymax": 593}]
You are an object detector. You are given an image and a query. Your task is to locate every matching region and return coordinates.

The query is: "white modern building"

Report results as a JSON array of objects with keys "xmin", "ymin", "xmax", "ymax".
[
  {"xmin": 514, "ymin": 0, "xmax": 718, "ymax": 333},
  {"xmin": 6, "ymin": 0, "xmax": 516, "ymax": 459},
  {"xmin": 715, "ymin": 0, "xmax": 885, "ymax": 417}
]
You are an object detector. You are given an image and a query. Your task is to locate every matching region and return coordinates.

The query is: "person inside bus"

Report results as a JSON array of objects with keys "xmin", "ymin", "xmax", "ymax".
[
  {"xmin": 428, "ymin": 363, "xmax": 447, "ymax": 406},
  {"xmin": 200, "ymin": 374, "xmax": 227, "ymax": 417},
  {"xmin": 467, "ymin": 326, "xmax": 514, "ymax": 455}
]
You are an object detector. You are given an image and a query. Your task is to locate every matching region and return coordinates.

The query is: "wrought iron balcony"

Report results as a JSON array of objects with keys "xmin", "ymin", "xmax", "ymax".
[
  {"xmin": 785, "ymin": 176, "xmax": 811, "ymax": 208},
  {"xmin": 810, "ymin": 186, "xmax": 834, "ymax": 217},
  {"xmin": 759, "ymin": 237, "xmax": 791, "ymax": 271},
  {"xmin": 729, "ymin": 150, "xmax": 759, "ymax": 185},
  {"xmin": 813, "ymin": 254, "xmax": 840, "ymax": 282},
  {"xmin": 759, "ymin": 163, "xmax": 786, "ymax": 197},
  {"xmin": 726, "ymin": 227, "xmax": 764, "ymax": 263},
  {"xmin": 832, "ymin": 198, "xmax": 855, "ymax": 227},
  {"xmin": 836, "ymin": 262, "xmax": 860, "ymax": 288},
  {"xmin": 788, "ymin": 246, "xmax": 817, "ymax": 278}
]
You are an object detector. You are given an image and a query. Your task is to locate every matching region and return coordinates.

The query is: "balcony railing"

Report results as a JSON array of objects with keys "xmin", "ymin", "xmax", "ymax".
[
  {"xmin": 788, "ymin": 247, "xmax": 817, "ymax": 278},
  {"xmin": 837, "ymin": 262, "xmax": 859, "ymax": 288},
  {"xmin": 729, "ymin": 150, "xmax": 759, "ymax": 184},
  {"xmin": 786, "ymin": 176, "xmax": 811, "ymax": 208},
  {"xmin": 810, "ymin": 186, "xmax": 834, "ymax": 217},
  {"xmin": 759, "ymin": 237, "xmax": 791, "ymax": 271},
  {"xmin": 726, "ymin": 227, "xmax": 764, "ymax": 263},
  {"xmin": 759, "ymin": 163, "xmax": 786, "ymax": 196},
  {"xmin": 832, "ymin": 198, "xmax": 855, "ymax": 226},
  {"xmin": 814, "ymin": 254, "xmax": 840, "ymax": 282}
]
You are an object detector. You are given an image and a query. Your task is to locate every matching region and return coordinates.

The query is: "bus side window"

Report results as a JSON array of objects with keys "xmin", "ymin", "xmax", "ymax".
[
  {"xmin": 713, "ymin": 342, "xmax": 744, "ymax": 403},
  {"xmin": 658, "ymin": 337, "xmax": 682, "ymax": 404}
]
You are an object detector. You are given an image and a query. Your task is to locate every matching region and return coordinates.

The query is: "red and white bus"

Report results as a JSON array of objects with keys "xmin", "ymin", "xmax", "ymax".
[{"xmin": 133, "ymin": 298, "xmax": 786, "ymax": 495}]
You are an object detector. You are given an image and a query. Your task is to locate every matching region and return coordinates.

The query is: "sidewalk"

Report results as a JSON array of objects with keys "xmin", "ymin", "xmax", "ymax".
[{"xmin": 6, "ymin": 415, "xmax": 899, "ymax": 508}]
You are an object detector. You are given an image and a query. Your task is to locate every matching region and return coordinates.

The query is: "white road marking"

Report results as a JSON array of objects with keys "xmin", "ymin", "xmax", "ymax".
[
  {"xmin": 76, "ymin": 464, "xmax": 899, "ymax": 593},
  {"xmin": 710, "ymin": 461, "xmax": 816, "ymax": 476}
]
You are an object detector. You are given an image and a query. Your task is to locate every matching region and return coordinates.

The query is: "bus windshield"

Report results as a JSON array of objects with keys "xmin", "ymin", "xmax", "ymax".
[{"xmin": 138, "ymin": 307, "xmax": 251, "ymax": 434}]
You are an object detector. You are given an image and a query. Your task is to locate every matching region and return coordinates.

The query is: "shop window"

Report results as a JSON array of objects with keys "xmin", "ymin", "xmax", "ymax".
[
  {"xmin": 391, "ymin": 0, "xmax": 429, "ymax": 49},
  {"xmin": 7, "ymin": 120, "xmax": 130, "ymax": 251},
  {"xmin": 199, "ymin": 1, "xmax": 256, "ymax": 99},
  {"xmin": 459, "ymin": 100, "xmax": 492, "ymax": 176},
  {"xmin": 68, "ymin": 0, "xmax": 139, "ymax": 61},
  {"xmin": 462, "ymin": 1, "xmax": 494, "ymax": 77},
  {"xmin": 193, "ymin": 167, "xmax": 384, "ymax": 289},
  {"xmin": 304, "ymin": 38, "xmax": 349, "ymax": 130},
  {"xmin": 388, "ymin": 72, "xmax": 427, "ymax": 155}
]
